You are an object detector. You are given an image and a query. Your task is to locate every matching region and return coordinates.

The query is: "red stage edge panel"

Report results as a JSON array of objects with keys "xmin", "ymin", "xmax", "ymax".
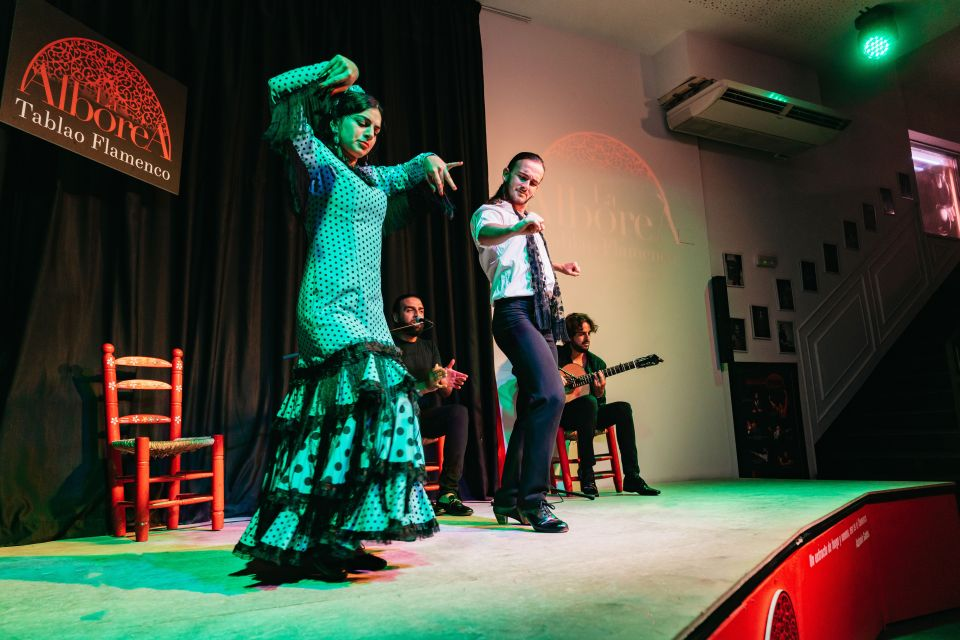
[{"xmin": 709, "ymin": 491, "xmax": 960, "ymax": 640}]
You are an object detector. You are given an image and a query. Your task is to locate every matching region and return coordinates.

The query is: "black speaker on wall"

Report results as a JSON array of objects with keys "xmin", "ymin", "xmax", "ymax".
[{"xmin": 710, "ymin": 275, "xmax": 734, "ymax": 365}]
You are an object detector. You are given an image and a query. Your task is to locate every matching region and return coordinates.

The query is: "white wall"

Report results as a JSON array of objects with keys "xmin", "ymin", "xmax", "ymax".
[
  {"xmin": 696, "ymin": 28, "xmax": 960, "ymax": 455},
  {"xmin": 480, "ymin": 12, "xmax": 960, "ymax": 482},
  {"xmin": 480, "ymin": 12, "xmax": 739, "ymax": 482}
]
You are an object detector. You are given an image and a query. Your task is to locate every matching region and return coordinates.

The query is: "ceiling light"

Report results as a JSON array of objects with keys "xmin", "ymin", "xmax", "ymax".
[{"xmin": 855, "ymin": 5, "xmax": 898, "ymax": 60}]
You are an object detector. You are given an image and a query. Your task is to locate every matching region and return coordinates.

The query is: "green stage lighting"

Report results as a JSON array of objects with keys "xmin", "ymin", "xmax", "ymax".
[{"xmin": 855, "ymin": 5, "xmax": 898, "ymax": 60}]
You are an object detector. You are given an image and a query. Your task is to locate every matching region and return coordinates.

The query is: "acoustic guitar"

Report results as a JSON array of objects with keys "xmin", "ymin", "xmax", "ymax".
[{"xmin": 559, "ymin": 354, "xmax": 663, "ymax": 403}]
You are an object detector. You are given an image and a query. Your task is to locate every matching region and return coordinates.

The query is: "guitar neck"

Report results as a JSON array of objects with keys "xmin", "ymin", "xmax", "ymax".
[
  {"xmin": 602, "ymin": 361, "xmax": 639, "ymax": 378},
  {"xmin": 568, "ymin": 355, "xmax": 661, "ymax": 387}
]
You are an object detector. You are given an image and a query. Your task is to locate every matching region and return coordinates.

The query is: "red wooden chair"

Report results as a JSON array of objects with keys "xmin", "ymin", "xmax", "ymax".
[
  {"xmin": 551, "ymin": 425, "xmax": 624, "ymax": 493},
  {"xmin": 102, "ymin": 343, "xmax": 224, "ymax": 541},
  {"xmin": 422, "ymin": 435, "xmax": 446, "ymax": 494}
]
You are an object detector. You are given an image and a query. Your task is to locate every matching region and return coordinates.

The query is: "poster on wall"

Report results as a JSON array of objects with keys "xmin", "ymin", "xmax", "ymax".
[
  {"xmin": 0, "ymin": 0, "xmax": 187, "ymax": 194},
  {"xmin": 911, "ymin": 143, "xmax": 960, "ymax": 240},
  {"xmin": 729, "ymin": 362, "xmax": 808, "ymax": 478}
]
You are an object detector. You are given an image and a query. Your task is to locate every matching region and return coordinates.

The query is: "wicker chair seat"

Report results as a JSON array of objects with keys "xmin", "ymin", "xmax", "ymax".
[{"xmin": 110, "ymin": 436, "xmax": 215, "ymax": 458}]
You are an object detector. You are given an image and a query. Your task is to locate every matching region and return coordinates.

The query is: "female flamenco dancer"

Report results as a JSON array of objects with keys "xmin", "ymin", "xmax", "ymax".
[{"xmin": 234, "ymin": 54, "xmax": 461, "ymax": 582}]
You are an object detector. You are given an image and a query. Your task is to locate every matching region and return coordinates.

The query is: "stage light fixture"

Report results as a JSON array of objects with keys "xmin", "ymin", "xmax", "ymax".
[{"xmin": 855, "ymin": 5, "xmax": 898, "ymax": 60}]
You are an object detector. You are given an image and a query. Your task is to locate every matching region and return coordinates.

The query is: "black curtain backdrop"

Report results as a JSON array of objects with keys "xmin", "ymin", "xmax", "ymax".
[{"xmin": 0, "ymin": 0, "xmax": 500, "ymax": 546}]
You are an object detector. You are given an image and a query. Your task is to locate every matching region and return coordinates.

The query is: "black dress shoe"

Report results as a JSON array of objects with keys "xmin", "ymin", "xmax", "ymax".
[
  {"xmin": 435, "ymin": 492, "xmax": 474, "ymax": 516},
  {"xmin": 340, "ymin": 547, "xmax": 388, "ymax": 572},
  {"xmin": 623, "ymin": 475, "xmax": 661, "ymax": 496},
  {"xmin": 492, "ymin": 502, "xmax": 528, "ymax": 525},
  {"xmin": 580, "ymin": 481, "xmax": 599, "ymax": 497},
  {"xmin": 518, "ymin": 501, "xmax": 569, "ymax": 533}
]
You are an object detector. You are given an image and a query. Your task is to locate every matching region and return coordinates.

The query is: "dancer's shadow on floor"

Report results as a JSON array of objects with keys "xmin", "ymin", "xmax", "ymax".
[
  {"xmin": 0, "ymin": 550, "xmax": 351, "ymax": 595},
  {"xmin": 435, "ymin": 514, "xmax": 529, "ymax": 532}
]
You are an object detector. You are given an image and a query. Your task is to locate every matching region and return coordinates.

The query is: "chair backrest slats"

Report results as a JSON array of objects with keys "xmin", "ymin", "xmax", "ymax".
[
  {"xmin": 114, "ymin": 356, "xmax": 172, "ymax": 368},
  {"xmin": 101, "ymin": 344, "xmax": 182, "ymax": 449},
  {"xmin": 119, "ymin": 414, "xmax": 172, "ymax": 424},
  {"xmin": 116, "ymin": 380, "xmax": 171, "ymax": 391}
]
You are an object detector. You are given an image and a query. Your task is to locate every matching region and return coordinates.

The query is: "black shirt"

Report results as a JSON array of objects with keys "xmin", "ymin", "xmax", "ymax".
[{"xmin": 395, "ymin": 337, "xmax": 443, "ymax": 409}]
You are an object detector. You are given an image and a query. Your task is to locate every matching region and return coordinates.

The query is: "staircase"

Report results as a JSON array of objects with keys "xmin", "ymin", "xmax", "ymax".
[{"xmin": 816, "ymin": 264, "xmax": 960, "ymax": 482}]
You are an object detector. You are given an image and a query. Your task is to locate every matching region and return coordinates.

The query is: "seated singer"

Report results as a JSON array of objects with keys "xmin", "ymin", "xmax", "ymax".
[
  {"xmin": 558, "ymin": 313, "xmax": 660, "ymax": 496},
  {"xmin": 392, "ymin": 294, "xmax": 474, "ymax": 516}
]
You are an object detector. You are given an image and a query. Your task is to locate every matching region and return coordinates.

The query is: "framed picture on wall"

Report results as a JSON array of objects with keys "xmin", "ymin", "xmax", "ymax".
[
  {"xmin": 751, "ymin": 305, "xmax": 771, "ymax": 339},
  {"xmin": 897, "ymin": 171, "xmax": 915, "ymax": 199},
  {"xmin": 777, "ymin": 321, "xmax": 796, "ymax": 354},
  {"xmin": 823, "ymin": 243, "xmax": 840, "ymax": 274},
  {"xmin": 862, "ymin": 202, "xmax": 877, "ymax": 231},
  {"xmin": 843, "ymin": 220, "xmax": 860, "ymax": 250},
  {"xmin": 800, "ymin": 260, "xmax": 818, "ymax": 292},
  {"xmin": 880, "ymin": 187, "xmax": 896, "ymax": 215},
  {"xmin": 731, "ymin": 317, "xmax": 747, "ymax": 352},
  {"xmin": 912, "ymin": 143, "xmax": 960, "ymax": 240},
  {"xmin": 724, "ymin": 253, "xmax": 744, "ymax": 287},
  {"xmin": 776, "ymin": 278, "xmax": 794, "ymax": 311},
  {"xmin": 728, "ymin": 362, "xmax": 809, "ymax": 478}
]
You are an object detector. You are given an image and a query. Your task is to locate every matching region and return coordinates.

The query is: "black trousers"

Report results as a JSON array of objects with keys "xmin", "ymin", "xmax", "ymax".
[
  {"xmin": 559, "ymin": 396, "xmax": 641, "ymax": 482},
  {"xmin": 492, "ymin": 297, "xmax": 565, "ymax": 508},
  {"xmin": 419, "ymin": 404, "xmax": 469, "ymax": 496}
]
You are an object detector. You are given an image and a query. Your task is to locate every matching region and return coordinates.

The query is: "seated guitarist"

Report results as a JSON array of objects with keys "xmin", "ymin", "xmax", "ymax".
[{"xmin": 557, "ymin": 313, "xmax": 660, "ymax": 496}]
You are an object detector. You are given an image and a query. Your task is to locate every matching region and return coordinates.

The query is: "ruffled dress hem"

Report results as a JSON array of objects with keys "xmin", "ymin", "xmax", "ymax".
[{"xmin": 233, "ymin": 342, "xmax": 438, "ymax": 567}]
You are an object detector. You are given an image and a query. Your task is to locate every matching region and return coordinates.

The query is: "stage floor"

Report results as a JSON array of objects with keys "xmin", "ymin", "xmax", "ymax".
[{"xmin": 0, "ymin": 479, "xmax": 951, "ymax": 639}]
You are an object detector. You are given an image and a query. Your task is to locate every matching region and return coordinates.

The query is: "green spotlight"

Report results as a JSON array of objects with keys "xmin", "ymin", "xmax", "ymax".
[
  {"xmin": 855, "ymin": 5, "xmax": 898, "ymax": 60},
  {"xmin": 862, "ymin": 35, "xmax": 892, "ymax": 59}
]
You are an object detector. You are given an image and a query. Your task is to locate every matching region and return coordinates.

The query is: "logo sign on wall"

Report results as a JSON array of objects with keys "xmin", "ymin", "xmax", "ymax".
[{"xmin": 0, "ymin": 0, "xmax": 187, "ymax": 194}]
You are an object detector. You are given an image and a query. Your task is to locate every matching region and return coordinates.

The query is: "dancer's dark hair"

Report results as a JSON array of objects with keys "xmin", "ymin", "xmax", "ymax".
[
  {"xmin": 487, "ymin": 152, "xmax": 544, "ymax": 203},
  {"xmin": 265, "ymin": 86, "xmax": 383, "ymax": 214},
  {"xmin": 313, "ymin": 89, "xmax": 383, "ymax": 157}
]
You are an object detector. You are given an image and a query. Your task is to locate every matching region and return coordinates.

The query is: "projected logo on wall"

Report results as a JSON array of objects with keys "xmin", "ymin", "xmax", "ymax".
[
  {"xmin": 541, "ymin": 132, "xmax": 678, "ymax": 265},
  {"xmin": 494, "ymin": 133, "xmax": 678, "ymax": 449},
  {"xmin": 0, "ymin": 0, "xmax": 186, "ymax": 194}
]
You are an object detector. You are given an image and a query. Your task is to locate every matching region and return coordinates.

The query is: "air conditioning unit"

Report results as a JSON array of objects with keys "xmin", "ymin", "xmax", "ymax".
[{"xmin": 659, "ymin": 77, "xmax": 851, "ymax": 157}]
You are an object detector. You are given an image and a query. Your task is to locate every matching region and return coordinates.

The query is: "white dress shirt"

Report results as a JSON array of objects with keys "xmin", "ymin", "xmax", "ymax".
[{"xmin": 471, "ymin": 200, "xmax": 556, "ymax": 303}]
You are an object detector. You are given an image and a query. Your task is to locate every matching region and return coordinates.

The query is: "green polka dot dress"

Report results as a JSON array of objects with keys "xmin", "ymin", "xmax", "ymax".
[{"xmin": 234, "ymin": 64, "xmax": 438, "ymax": 567}]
